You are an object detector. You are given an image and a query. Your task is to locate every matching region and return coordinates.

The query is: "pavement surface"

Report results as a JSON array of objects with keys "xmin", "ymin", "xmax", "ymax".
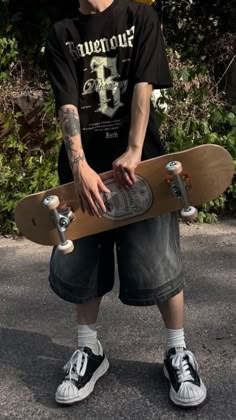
[{"xmin": 0, "ymin": 219, "xmax": 236, "ymax": 420}]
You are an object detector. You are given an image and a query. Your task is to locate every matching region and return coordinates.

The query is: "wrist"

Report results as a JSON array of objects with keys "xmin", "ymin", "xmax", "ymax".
[
  {"xmin": 70, "ymin": 151, "xmax": 87, "ymax": 173},
  {"xmin": 127, "ymin": 143, "xmax": 143, "ymax": 154}
]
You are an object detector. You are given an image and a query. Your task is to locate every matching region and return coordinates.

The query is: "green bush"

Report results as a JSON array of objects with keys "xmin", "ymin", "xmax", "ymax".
[
  {"xmin": 0, "ymin": 97, "xmax": 61, "ymax": 234},
  {"xmin": 0, "ymin": 36, "xmax": 18, "ymax": 80},
  {"xmin": 155, "ymin": 52, "xmax": 236, "ymax": 222}
]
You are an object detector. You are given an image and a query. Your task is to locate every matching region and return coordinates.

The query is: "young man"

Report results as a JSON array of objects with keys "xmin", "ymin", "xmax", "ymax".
[{"xmin": 45, "ymin": 0, "xmax": 207, "ymax": 407}]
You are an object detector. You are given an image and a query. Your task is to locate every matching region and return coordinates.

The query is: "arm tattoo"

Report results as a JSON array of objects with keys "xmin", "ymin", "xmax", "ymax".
[
  {"xmin": 60, "ymin": 107, "xmax": 86, "ymax": 170},
  {"xmin": 70, "ymin": 153, "xmax": 86, "ymax": 169},
  {"xmin": 64, "ymin": 135, "xmax": 77, "ymax": 154},
  {"xmin": 62, "ymin": 108, "xmax": 81, "ymax": 137}
]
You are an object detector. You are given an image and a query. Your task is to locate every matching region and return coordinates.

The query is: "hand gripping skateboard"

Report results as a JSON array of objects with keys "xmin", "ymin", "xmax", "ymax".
[{"xmin": 14, "ymin": 145, "xmax": 234, "ymax": 254}]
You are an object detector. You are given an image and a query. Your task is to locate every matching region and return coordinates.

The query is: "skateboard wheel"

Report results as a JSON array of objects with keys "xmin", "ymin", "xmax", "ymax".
[
  {"xmin": 180, "ymin": 206, "xmax": 198, "ymax": 221},
  {"xmin": 166, "ymin": 161, "xmax": 183, "ymax": 175},
  {"xmin": 43, "ymin": 195, "xmax": 59, "ymax": 210},
  {"xmin": 58, "ymin": 240, "xmax": 74, "ymax": 255}
]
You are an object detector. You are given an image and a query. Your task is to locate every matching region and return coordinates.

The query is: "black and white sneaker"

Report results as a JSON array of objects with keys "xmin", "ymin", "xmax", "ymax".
[
  {"xmin": 55, "ymin": 340, "xmax": 109, "ymax": 404},
  {"xmin": 164, "ymin": 347, "xmax": 207, "ymax": 407}
]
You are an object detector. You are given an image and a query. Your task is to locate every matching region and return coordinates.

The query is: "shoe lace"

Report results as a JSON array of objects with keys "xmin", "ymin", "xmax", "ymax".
[
  {"xmin": 64, "ymin": 349, "xmax": 89, "ymax": 381},
  {"xmin": 170, "ymin": 350, "xmax": 198, "ymax": 384}
]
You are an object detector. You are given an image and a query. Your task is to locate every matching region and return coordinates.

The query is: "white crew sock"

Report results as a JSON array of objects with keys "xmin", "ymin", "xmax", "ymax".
[
  {"xmin": 166, "ymin": 328, "xmax": 186, "ymax": 351},
  {"xmin": 77, "ymin": 323, "xmax": 99, "ymax": 355}
]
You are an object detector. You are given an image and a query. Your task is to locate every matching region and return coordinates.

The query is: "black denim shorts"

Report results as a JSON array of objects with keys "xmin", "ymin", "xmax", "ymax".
[{"xmin": 49, "ymin": 212, "xmax": 184, "ymax": 306}]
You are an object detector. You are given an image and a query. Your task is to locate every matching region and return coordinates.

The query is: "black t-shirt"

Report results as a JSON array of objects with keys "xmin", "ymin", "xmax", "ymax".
[{"xmin": 45, "ymin": 0, "xmax": 172, "ymax": 183}]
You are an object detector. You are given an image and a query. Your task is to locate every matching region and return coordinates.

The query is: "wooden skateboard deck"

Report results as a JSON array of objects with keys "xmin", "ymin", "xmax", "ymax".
[{"xmin": 14, "ymin": 145, "xmax": 234, "ymax": 247}]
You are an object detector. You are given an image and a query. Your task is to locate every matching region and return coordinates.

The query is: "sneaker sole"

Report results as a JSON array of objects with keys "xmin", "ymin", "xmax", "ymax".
[
  {"xmin": 55, "ymin": 356, "xmax": 109, "ymax": 404},
  {"xmin": 163, "ymin": 365, "xmax": 207, "ymax": 407}
]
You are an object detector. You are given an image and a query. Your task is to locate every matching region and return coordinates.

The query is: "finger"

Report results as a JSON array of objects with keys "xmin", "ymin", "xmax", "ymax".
[
  {"xmin": 121, "ymin": 168, "xmax": 134, "ymax": 187},
  {"xmin": 75, "ymin": 189, "xmax": 85, "ymax": 213},
  {"xmin": 112, "ymin": 165, "xmax": 122, "ymax": 187},
  {"xmin": 117, "ymin": 166, "xmax": 127, "ymax": 187},
  {"xmin": 78, "ymin": 194, "xmax": 85, "ymax": 213},
  {"xmin": 87, "ymin": 194, "xmax": 101, "ymax": 218},
  {"xmin": 127, "ymin": 168, "xmax": 136, "ymax": 185},
  {"xmin": 80, "ymin": 192, "xmax": 94, "ymax": 216},
  {"xmin": 116, "ymin": 166, "xmax": 132, "ymax": 188},
  {"xmin": 82, "ymin": 189, "xmax": 101, "ymax": 217},
  {"xmin": 94, "ymin": 189, "xmax": 107, "ymax": 214},
  {"xmin": 98, "ymin": 179, "xmax": 110, "ymax": 194}
]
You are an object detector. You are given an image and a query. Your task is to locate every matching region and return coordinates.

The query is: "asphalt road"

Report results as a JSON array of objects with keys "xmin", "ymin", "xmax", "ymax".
[{"xmin": 0, "ymin": 219, "xmax": 235, "ymax": 420}]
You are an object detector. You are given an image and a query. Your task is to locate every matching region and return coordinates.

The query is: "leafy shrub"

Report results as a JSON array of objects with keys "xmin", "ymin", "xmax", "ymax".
[
  {"xmin": 155, "ymin": 52, "xmax": 236, "ymax": 222},
  {"xmin": 0, "ymin": 36, "xmax": 18, "ymax": 80},
  {"xmin": 0, "ymin": 96, "xmax": 61, "ymax": 234},
  {"xmin": 162, "ymin": 0, "xmax": 234, "ymax": 63}
]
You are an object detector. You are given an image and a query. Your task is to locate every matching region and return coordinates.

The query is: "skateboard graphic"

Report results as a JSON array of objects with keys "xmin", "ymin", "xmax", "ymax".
[{"xmin": 14, "ymin": 145, "xmax": 234, "ymax": 254}]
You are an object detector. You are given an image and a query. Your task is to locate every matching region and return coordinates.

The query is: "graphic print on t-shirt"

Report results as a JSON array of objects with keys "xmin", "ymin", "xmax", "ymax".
[
  {"xmin": 65, "ymin": 26, "xmax": 135, "ymax": 137},
  {"xmin": 82, "ymin": 55, "xmax": 128, "ymax": 118},
  {"xmin": 65, "ymin": 26, "xmax": 135, "ymax": 59}
]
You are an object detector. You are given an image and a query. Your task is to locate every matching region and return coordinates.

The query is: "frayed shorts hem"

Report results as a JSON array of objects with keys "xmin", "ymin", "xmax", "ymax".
[
  {"xmin": 49, "ymin": 277, "xmax": 113, "ymax": 305},
  {"xmin": 49, "ymin": 274, "xmax": 184, "ymax": 306},
  {"xmin": 119, "ymin": 284, "xmax": 184, "ymax": 306}
]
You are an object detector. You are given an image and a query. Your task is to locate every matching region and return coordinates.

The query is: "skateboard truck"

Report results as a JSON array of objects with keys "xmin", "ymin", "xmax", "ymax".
[
  {"xmin": 166, "ymin": 161, "xmax": 198, "ymax": 221},
  {"xmin": 43, "ymin": 195, "xmax": 74, "ymax": 254}
]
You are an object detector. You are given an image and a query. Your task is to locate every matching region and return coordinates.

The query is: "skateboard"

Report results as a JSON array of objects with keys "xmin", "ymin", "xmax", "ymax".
[{"xmin": 14, "ymin": 144, "xmax": 234, "ymax": 253}]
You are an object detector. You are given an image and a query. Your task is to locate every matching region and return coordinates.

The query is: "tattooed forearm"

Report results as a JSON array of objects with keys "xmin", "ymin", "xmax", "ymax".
[
  {"xmin": 61, "ymin": 108, "xmax": 81, "ymax": 137},
  {"xmin": 64, "ymin": 135, "xmax": 77, "ymax": 155},
  {"xmin": 70, "ymin": 152, "xmax": 86, "ymax": 169},
  {"xmin": 59, "ymin": 106, "xmax": 86, "ymax": 171},
  {"xmin": 65, "ymin": 135, "xmax": 86, "ymax": 170}
]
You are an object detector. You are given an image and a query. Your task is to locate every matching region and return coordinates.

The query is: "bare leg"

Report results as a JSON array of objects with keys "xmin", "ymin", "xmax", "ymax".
[
  {"xmin": 158, "ymin": 290, "xmax": 184, "ymax": 329},
  {"xmin": 76, "ymin": 297, "xmax": 102, "ymax": 324}
]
